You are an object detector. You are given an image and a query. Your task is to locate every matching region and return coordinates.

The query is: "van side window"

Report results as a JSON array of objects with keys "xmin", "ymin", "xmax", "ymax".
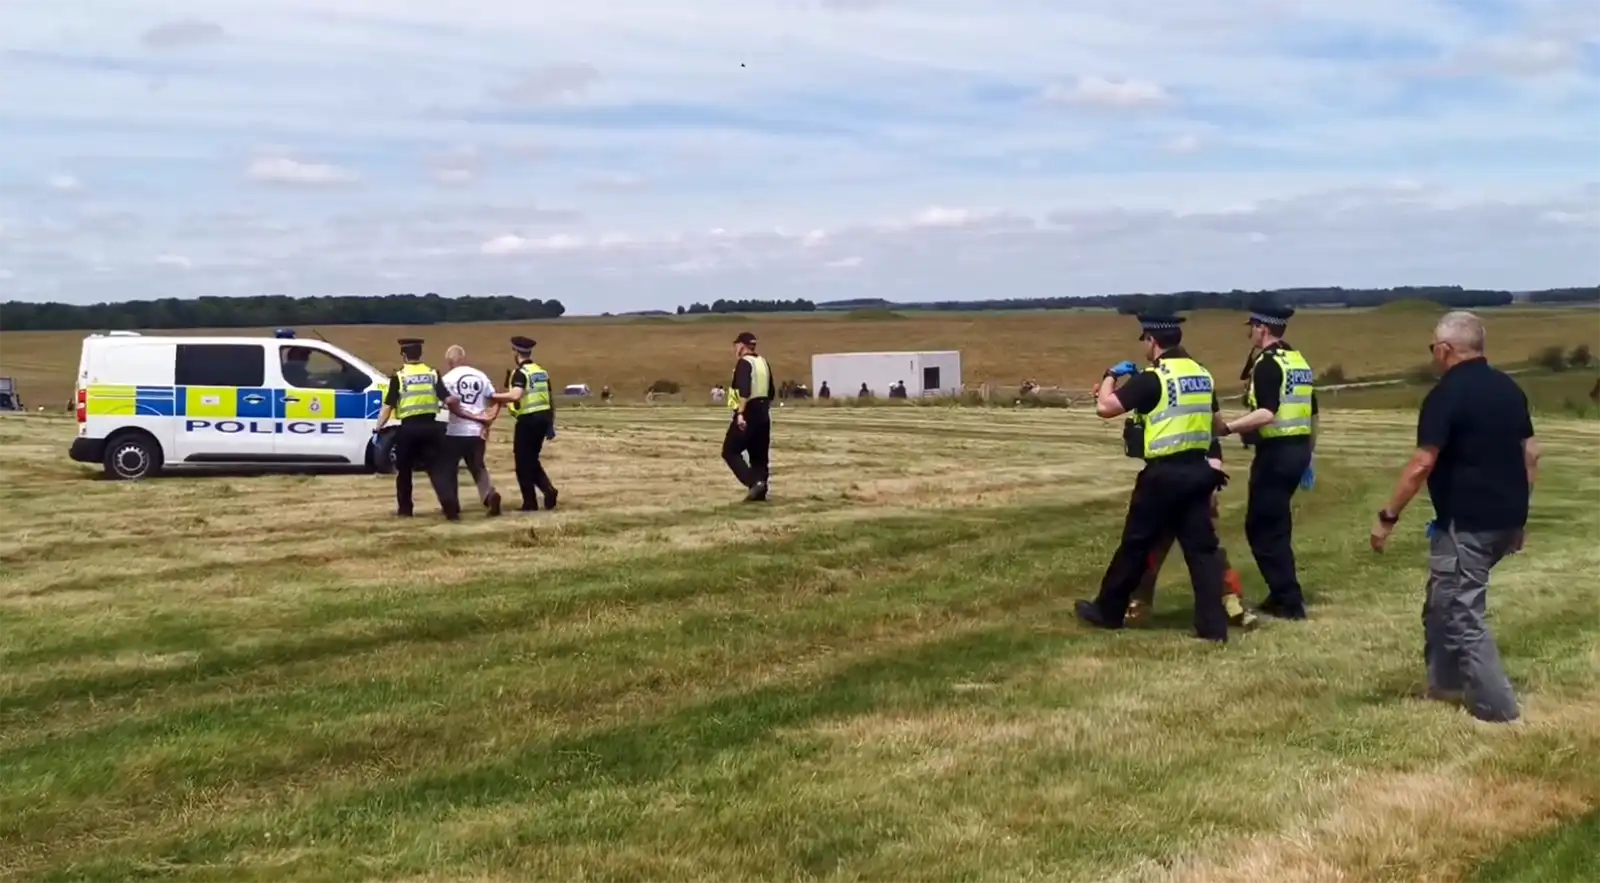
[
  {"xmin": 279, "ymin": 346, "xmax": 368, "ymax": 391},
  {"xmin": 175, "ymin": 344, "xmax": 265, "ymax": 387}
]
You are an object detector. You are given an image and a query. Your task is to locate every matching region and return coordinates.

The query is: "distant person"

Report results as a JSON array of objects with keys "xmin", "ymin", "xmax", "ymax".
[
  {"xmin": 1369, "ymin": 311, "xmax": 1538, "ymax": 724},
  {"xmin": 723, "ymin": 331, "xmax": 774, "ymax": 502},
  {"xmin": 818, "ymin": 382, "xmax": 831, "ymax": 400},
  {"xmin": 889, "ymin": 381, "xmax": 907, "ymax": 399},
  {"xmin": 280, "ymin": 347, "xmax": 314, "ymax": 388},
  {"xmin": 441, "ymin": 345, "xmax": 502, "ymax": 517},
  {"xmin": 858, "ymin": 383, "xmax": 871, "ymax": 399},
  {"xmin": 711, "ymin": 385, "xmax": 726, "ymax": 405},
  {"xmin": 601, "ymin": 385, "xmax": 612, "ymax": 403}
]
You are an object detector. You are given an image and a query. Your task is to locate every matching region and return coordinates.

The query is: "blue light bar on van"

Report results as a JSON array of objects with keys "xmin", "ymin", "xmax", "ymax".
[{"xmin": 274, "ymin": 328, "xmax": 296, "ymax": 339}]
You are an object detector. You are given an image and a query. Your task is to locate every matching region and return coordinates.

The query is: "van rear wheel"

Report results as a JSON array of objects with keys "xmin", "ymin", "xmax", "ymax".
[{"xmin": 103, "ymin": 431, "xmax": 163, "ymax": 480}]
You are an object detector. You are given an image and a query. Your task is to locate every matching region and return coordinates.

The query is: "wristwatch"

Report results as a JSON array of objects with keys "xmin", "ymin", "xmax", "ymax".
[{"xmin": 1377, "ymin": 509, "xmax": 1400, "ymax": 526}]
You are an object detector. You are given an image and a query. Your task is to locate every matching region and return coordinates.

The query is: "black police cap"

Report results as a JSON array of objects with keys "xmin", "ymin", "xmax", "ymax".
[
  {"xmin": 510, "ymin": 335, "xmax": 536, "ymax": 352},
  {"xmin": 1135, "ymin": 313, "xmax": 1185, "ymax": 338},
  {"xmin": 397, "ymin": 337, "xmax": 424, "ymax": 346},
  {"xmin": 734, "ymin": 331, "xmax": 757, "ymax": 345},
  {"xmin": 1246, "ymin": 302, "xmax": 1296, "ymax": 327}
]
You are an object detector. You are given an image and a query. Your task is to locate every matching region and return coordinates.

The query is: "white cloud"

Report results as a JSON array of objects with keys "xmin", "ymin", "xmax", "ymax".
[
  {"xmin": 583, "ymin": 171, "xmax": 648, "ymax": 190},
  {"xmin": 479, "ymin": 232, "xmax": 584, "ymax": 255},
  {"xmin": 1044, "ymin": 76, "xmax": 1172, "ymax": 109},
  {"xmin": 140, "ymin": 18, "xmax": 226, "ymax": 50},
  {"xmin": 909, "ymin": 206, "xmax": 978, "ymax": 228},
  {"xmin": 492, "ymin": 64, "xmax": 600, "ymax": 105},
  {"xmin": 1455, "ymin": 37, "xmax": 1582, "ymax": 77},
  {"xmin": 2, "ymin": 0, "xmax": 1596, "ymax": 309},
  {"xmin": 427, "ymin": 148, "xmax": 480, "ymax": 186},
  {"xmin": 1165, "ymin": 133, "xmax": 1202, "ymax": 154},
  {"xmin": 153, "ymin": 253, "xmax": 192, "ymax": 268},
  {"xmin": 47, "ymin": 174, "xmax": 81, "ymax": 192},
  {"xmin": 247, "ymin": 156, "xmax": 358, "ymax": 186}
]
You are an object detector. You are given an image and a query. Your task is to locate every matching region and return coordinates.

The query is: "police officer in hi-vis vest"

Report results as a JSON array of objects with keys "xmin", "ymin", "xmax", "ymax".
[
  {"xmin": 489, "ymin": 335, "xmax": 559, "ymax": 512},
  {"xmin": 723, "ymin": 331, "xmax": 774, "ymax": 502},
  {"xmin": 376, "ymin": 337, "xmax": 462, "ymax": 520},
  {"xmin": 1123, "ymin": 400, "xmax": 1257, "ymax": 630},
  {"xmin": 1218, "ymin": 302, "xmax": 1317, "ymax": 620},
  {"xmin": 1076, "ymin": 312, "xmax": 1232, "ymax": 642}
]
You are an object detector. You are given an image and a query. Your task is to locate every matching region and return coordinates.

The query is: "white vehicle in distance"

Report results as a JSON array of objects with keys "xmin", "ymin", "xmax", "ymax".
[{"xmin": 69, "ymin": 329, "xmax": 422, "ymax": 480}]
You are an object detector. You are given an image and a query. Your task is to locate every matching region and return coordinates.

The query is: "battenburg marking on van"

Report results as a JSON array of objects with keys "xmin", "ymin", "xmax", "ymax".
[{"xmin": 85, "ymin": 384, "xmax": 381, "ymax": 421}]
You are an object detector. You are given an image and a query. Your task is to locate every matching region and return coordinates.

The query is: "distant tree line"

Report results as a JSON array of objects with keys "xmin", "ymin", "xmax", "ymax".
[
  {"xmin": 809, "ymin": 286, "xmax": 1600, "ymax": 314},
  {"xmin": 0, "ymin": 293, "xmax": 566, "ymax": 332},
  {"xmin": 677, "ymin": 299, "xmax": 817, "ymax": 315},
  {"xmin": 671, "ymin": 286, "xmax": 1598, "ymax": 315}
]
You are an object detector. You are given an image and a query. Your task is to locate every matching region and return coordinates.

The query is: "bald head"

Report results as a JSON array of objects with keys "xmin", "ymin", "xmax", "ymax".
[
  {"xmin": 445, "ymin": 345, "xmax": 466, "ymax": 368},
  {"xmin": 1434, "ymin": 311, "xmax": 1485, "ymax": 356}
]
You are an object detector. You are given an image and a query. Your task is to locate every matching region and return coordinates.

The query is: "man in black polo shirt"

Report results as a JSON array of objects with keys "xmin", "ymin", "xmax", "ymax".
[{"xmin": 1370, "ymin": 311, "xmax": 1539, "ymax": 724}]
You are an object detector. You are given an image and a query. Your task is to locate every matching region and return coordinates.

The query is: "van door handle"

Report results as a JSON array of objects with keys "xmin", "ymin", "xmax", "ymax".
[{"xmin": 283, "ymin": 396, "xmax": 300, "ymax": 403}]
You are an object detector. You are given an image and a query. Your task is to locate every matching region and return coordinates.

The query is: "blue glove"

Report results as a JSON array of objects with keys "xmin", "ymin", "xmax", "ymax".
[
  {"xmin": 1299, "ymin": 466, "xmax": 1315, "ymax": 490},
  {"xmin": 1107, "ymin": 360, "xmax": 1138, "ymax": 378},
  {"xmin": 1425, "ymin": 519, "xmax": 1437, "ymax": 539},
  {"xmin": 546, "ymin": 425, "xmax": 557, "ymax": 440}
]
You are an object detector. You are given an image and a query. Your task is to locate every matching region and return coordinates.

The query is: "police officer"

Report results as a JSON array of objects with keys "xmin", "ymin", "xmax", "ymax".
[
  {"xmin": 490, "ymin": 335, "xmax": 558, "ymax": 512},
  {"xmin": 723, "ymin": 331, "xmax": 773, "ymax": 502},
  {"xmin": 1219, "ymin": 302, "xmax": 1317, "ymax": 619},
  {"xmin": 375, "ymin": 338, "xmax": 462, "ymax": 520},
  {"xmin": 1076, "ymin": 312, "xmax": 1231, "ymax": 642},
  {"xmin": 1124, "ymin": 434, "xmax": 1256, "ymax": 630}
]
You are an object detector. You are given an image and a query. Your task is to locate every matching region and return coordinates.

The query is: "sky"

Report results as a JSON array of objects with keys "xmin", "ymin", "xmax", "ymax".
[{"xmin": 1, "ymin": 0, "xmax": 1598, "ymax": 314}]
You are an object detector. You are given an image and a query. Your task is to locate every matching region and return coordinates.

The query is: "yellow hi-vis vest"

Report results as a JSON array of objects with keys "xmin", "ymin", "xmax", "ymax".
[
  {"xmin": 395, "ymin": 363, "xmax": 442, "ymax": 420},
  {"xmin": 727, "ymin": 354, "xmax": 772, "ymax": 411},
  {"xmin": 1141, "ymin": 357, "xmax": 1216, "ymax": 458},
  {"xmin": 1246, "ymin": 347, "xmax": 1315, "ymax": 440},
  {"xmin": 509, "ymin": 362, "xmax": 552, "ymax": 417}
]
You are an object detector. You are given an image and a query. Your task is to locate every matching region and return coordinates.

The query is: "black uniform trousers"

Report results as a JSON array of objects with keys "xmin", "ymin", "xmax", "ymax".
[
  {"xmin": 393, "ymin": 420, "xmax": 459, "ymax": 517},
  {"xmin": 1245, "ymin": 438, "xmax": 1312, "ymax": 612},
  {"xmin": 1091, "ymin": 456, "xmax": 1230, "ymax": 641},
  {"xmin": 721, "ymin": 402, "xmax": 771, "ymax": 488},
  {"xmin": 512, "ymin": 411, "xmax": 557, "ymax": 509}
]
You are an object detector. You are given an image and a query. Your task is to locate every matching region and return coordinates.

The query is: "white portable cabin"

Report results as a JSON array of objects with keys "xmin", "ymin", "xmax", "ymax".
[{"xmin": 810, "ymin": 351, "xmax": 962, "ymax": 399}]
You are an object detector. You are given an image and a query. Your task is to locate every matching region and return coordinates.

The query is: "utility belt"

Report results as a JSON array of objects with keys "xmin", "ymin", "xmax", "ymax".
[{"xmin": 1122, "ymin": 418, "xmax": 1144, "ymax": 460}]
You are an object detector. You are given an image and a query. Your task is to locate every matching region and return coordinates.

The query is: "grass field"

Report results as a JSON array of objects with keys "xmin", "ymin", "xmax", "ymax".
[
  {"xmin": 3, "ymin": 306, "xmax": 1597, "ymax": 409},
  {"xmin": 1323, "ymin": 369, "xmax": 1600, "ymax": 416},
  {"xmin": 2, "ymin": 403, "xmax": 1597, "ymax": 882}
]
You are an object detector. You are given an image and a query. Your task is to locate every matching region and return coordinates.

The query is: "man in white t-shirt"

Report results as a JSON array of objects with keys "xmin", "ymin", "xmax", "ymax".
[{"xmin": 441, "ymin": 345, "xmax": 502, "ymax": 516}]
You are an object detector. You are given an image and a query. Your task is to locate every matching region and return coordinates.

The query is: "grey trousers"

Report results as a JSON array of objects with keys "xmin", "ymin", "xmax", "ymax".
[{"xmin": 1423, "ymin": 525, "xmax": 1521, "ymax": 723}]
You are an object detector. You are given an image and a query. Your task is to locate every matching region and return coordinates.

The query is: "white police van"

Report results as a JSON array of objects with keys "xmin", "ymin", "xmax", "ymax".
[{"xmin": 70, "ymin": 329, "xmax": 419, "ymax": 480}]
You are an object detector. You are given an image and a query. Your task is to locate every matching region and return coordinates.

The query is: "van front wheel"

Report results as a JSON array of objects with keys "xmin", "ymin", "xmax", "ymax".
[{"xmin": 103, "ymin": 431, "xmax": 163, "ymax": 480}]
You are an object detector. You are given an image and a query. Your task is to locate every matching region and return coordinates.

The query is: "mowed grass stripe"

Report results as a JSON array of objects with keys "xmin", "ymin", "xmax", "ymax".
[
  {"xmin": 2, "ymin": 410, "xmax": 1596, "ymax": 881},
  {"xmin": 9, "ymin": 460, "xmax": 1587, "ymax": 876},
  {"xmin": 0, "ymin": 492, "xmax": 1145, "ymax": 863}
]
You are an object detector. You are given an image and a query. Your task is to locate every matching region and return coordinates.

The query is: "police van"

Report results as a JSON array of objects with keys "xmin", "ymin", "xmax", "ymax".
[{"xmin": 69, "ymin": 329, "xmax": 416, "ymax": 480}]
